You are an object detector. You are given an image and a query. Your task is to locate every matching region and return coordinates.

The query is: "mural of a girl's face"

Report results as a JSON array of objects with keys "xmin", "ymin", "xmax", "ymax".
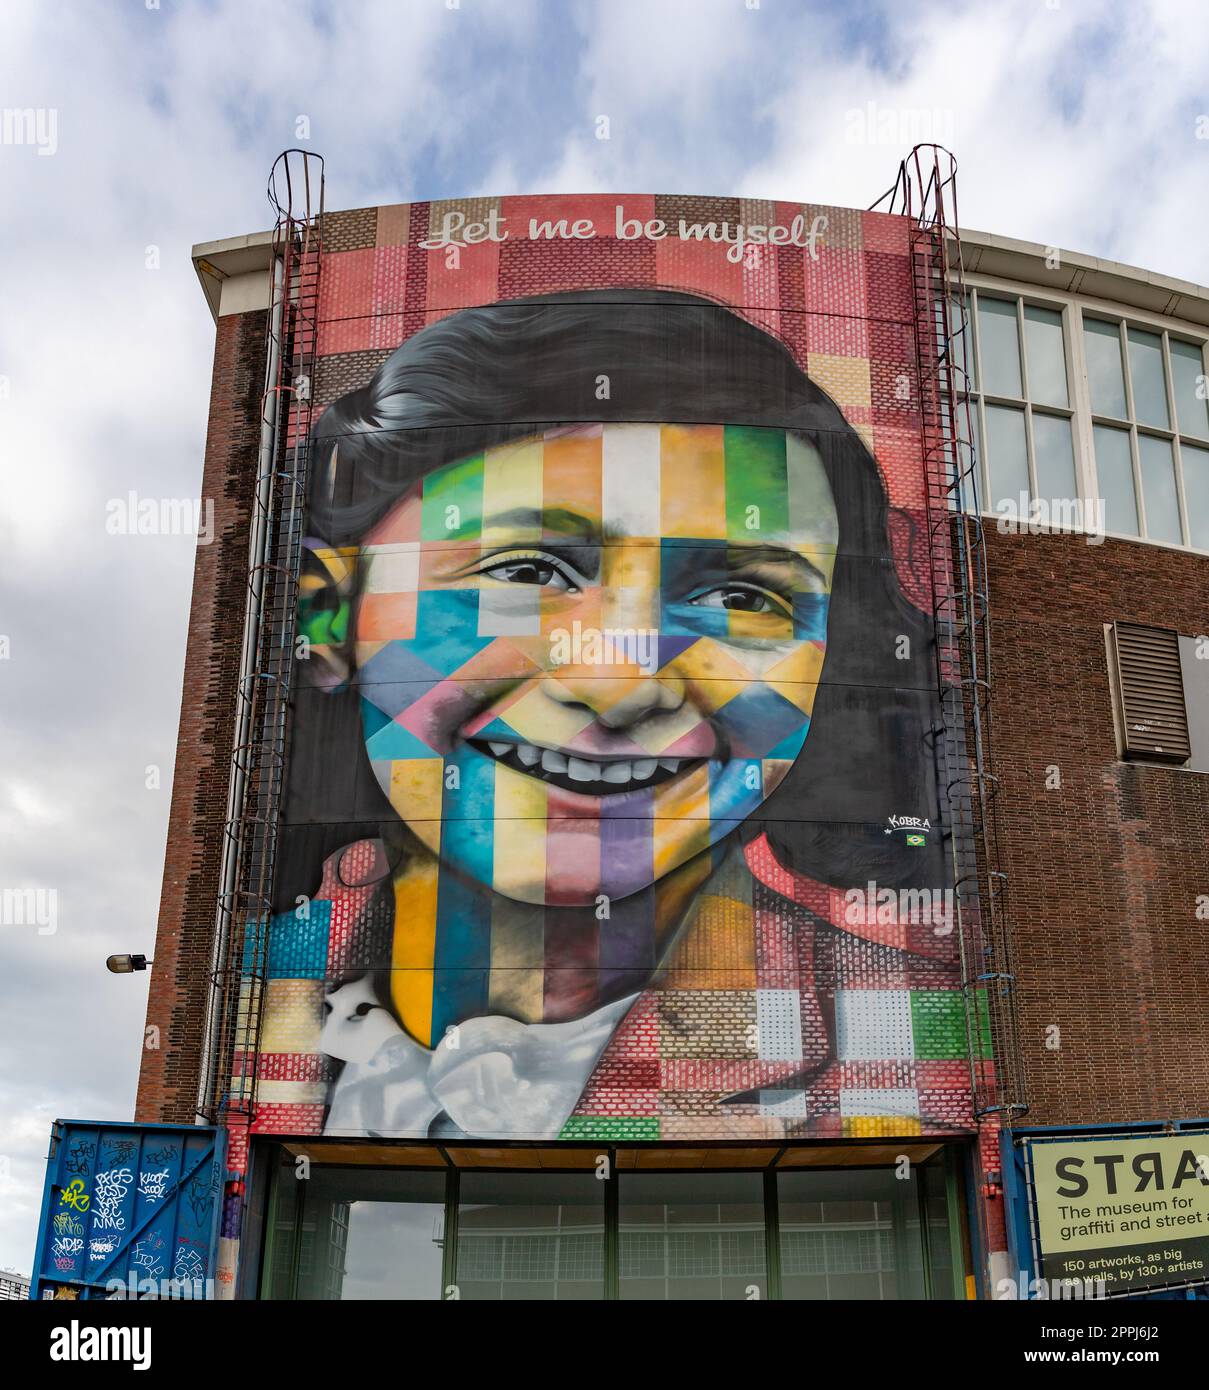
[{"xmin": 347, "ymin": 422, "xmax": 838, "ymax": 906}]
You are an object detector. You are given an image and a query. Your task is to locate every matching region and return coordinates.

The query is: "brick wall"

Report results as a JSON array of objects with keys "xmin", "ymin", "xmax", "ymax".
[
  {"xmin": 985, "ymin": 527, "xmax": 1209, "ymax": 1126},
  {"xmin": 135, "ymin": 308, "xmax": 267, "ymax": 1123}
]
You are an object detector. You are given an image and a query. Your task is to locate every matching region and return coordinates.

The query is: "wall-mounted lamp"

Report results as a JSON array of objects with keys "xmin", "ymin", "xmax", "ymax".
[{"xmin": 106, "ymin": 953, "xmax": 152, "ymax": 974}]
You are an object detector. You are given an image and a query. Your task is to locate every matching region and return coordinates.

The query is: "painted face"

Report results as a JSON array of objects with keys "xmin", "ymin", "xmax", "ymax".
[{"xmin": 350, "ymin": 422, "xmax": 837, "ymax": 906}]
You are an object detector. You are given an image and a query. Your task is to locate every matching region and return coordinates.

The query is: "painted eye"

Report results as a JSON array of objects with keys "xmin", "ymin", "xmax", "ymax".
[
  {"xmin": 481, "ymin": 556, "xmax": 576, "ymax": 591},
  {"xmin": 692, "ymin": 584, "xmax": 785, "ymax": 614}
]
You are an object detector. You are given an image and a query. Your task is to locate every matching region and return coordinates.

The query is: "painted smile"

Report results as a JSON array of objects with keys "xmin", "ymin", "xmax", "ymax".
[{"xmin": 466, "ymin": 737, "xmax": 705, "ymax": 795}]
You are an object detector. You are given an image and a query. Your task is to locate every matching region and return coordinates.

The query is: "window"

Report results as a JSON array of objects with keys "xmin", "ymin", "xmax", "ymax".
[
  {"xmin": 954, "ymin": 280, "xmax": 1209, "ymax": 553},
  {"xmin": 960, "ymin": 292, "xmax": 1077, "ymax": 516},
  {"xmin": 259, "ymin": 1147, "xmax": 969, "ymax": 1299},
  {"xmin": 1083, "ymin": 318, "xmax": 1207, "ymax": 546},
  {"xmin": 262, "ymin": 1163, "xmax": 445, "ymax": 1300},
  {"xmin": 778, "ymin": 1167, "xmax": 929, "ymax": 1300},
  {"xmin": 619, "ymin": 1171, "xmax": 767, "ymax": 1300},
  {"xmin": 454, "ymin": 1171, "xmax": 605, "ymax": 1300}
]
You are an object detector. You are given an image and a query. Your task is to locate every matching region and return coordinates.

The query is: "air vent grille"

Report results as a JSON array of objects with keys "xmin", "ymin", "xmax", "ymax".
[{"xmin": 1112, "ymin": 622, "xmax": 1191, "ymax": 764}]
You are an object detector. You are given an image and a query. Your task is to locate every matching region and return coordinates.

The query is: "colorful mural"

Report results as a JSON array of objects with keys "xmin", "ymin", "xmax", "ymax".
[{"xmin": 247, "ymin": 196, "xmax": 982, "ymax": 1143}]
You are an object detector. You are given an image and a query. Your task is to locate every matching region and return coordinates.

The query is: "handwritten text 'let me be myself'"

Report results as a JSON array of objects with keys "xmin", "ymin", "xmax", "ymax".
[{"xmin": 420, "ymin": 205, "xmax": 829, "ymax": 265}]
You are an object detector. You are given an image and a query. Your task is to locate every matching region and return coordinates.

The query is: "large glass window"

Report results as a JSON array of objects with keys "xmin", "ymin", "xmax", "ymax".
[
  {"xmin": 454, "ymin": 1171, "xmax": 604, "ymax": 1300},
  {"xmin": 1084, "ymin": 316, "xmax": 1205, "ymax": 547},
  {"xmin": 956, "ymin": 284, "xmax": 1209, "ymax": 552},
  {"xmin": 778, "ymin": 1167, "xmax": 928, "ymax": 1300},
  {"xmin": 263, "ymin": 1164, "xmax": 445, "ymax": 1300},
  {"xmin": 619, "ymin": 1172, "xmax": 767, "ymax": 1300},
  {"xmin": 1092, "ymin": 425, "xmax": 1139, "ymax": 537},
  {"xmin": 259, "ymin": 1148, "xmax": 968, "ymax": 1299},
  {"xmin": 961, "ymin": 292, "xmax": 1076, "ymax": 516},
  {"xmin": 1170, "ymin": 340, "xmax": 1209, "ymax": 441},
  {"xmin": 1181, "ymin": 443, "xmax": 1209, "ymax": 550},
  {"xmin": 1023, "ymin": 305, "xmax": 1069, "ymax": 408}
]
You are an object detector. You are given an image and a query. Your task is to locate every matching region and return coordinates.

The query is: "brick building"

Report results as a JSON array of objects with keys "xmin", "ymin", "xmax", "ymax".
[{"xmin": 135, "ymin": 178, "xmax": 1209, "ymax": 1301}]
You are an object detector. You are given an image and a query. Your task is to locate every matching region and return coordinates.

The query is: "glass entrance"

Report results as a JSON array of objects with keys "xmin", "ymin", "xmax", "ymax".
[{"xmin": 260, "ymin": 1146, "xmax": 967, "ymax": 1299}]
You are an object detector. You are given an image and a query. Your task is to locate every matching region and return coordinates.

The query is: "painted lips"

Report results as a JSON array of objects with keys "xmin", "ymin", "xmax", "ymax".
[{"xmin": 467, "ymin": 737, "xmax": 703, "ymax": 795}]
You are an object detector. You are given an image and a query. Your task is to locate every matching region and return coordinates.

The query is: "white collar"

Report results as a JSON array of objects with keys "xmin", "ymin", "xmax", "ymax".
[{"xmin": 319, "ymin": 977, "xmax": 637, "ymax": 1140}]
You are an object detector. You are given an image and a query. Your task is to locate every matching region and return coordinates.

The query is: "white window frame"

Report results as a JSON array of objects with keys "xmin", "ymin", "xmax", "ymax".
[{"xmin": 957, "ymin": 272, "xmax": 1209, "ymax": 556}]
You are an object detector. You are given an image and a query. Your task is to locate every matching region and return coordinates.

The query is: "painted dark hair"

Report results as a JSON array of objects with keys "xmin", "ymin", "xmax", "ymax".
[{"xmin": 280, "ymin": 289, "xmax": 944, "ymax": 902}]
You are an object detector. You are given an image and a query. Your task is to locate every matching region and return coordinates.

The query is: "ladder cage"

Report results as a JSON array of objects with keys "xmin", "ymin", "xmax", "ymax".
[
  {"xmin": 201, "ymin": 149, "xmax": 325, "ymax": 1126},
  {"xmin": 875, "ymin": 145, "xmax": 1028, "ymax": 1129}
]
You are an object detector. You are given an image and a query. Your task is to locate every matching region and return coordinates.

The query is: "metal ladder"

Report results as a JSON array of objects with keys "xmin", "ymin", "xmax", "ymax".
[
  {"xmin": 877, "ymin": 145, "xmax": 1028, "ymax": 1128},
  {"xmin": 202, "ymin": 149, "xmax": 325, "ymax": 1127}
]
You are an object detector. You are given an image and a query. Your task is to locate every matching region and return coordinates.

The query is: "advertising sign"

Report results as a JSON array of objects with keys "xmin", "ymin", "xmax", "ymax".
[
  {"xmin": 30, "ymin": 1120, "xmax": 225, "ymax": 1300},
  {"xmin": 245, "ymin": 192, "xmax": 984, "ymax": 1144},
  {"xmin": 1028, "ymin": 1131, "xmax": 1209, "ymax": 1295}
]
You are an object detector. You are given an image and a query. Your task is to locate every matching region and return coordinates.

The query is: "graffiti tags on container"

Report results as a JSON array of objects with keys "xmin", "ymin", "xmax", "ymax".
[
  {"xmin": 59, "ymin": 1179, "xmax": 90, "ymax": 1211},
  {"xmin": 185, "ymin": 1174, "xmax": 213, "ymax": 1227},
  {"xmin": 64, "ymin": 1140, "xmax": 95, "ymax": 1175},
  {"xmin": 137, "ymin": 1168, "xmax": 170, "ymax": 1201},
  {"xmin": 92, "ymin": 1167, "xmax": 133, "ymax": 1230},
  {"xmin": 130, "ymin": 1236, "xmax": 165, "ymax": 1281}
]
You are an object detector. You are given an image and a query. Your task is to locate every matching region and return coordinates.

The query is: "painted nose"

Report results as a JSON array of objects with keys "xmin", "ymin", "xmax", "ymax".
[{"xmin": 543, "ymin": 668, "xmax": 686, "ymax": 729}]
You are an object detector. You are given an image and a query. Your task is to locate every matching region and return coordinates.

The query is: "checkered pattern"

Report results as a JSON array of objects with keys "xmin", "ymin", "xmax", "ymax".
[
  {"xmin": 313, "ymin": 195, "xmax": 930, "ymax": 609},
  {"xmin": 247, "ymin": 831, "xmax": 987, "ymax": 1140},
  {"xmin": 242, "ymin": 194, "xmax": 986, "ymax": 1142}
]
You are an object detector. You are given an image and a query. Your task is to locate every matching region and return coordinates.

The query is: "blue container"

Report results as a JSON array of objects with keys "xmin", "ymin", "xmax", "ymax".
[{"xmin": 29, "ymin": 1119, "xmax": 225, "ymax": 1300}]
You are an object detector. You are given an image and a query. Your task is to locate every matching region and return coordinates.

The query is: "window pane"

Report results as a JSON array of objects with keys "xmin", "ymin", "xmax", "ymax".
[
  {"xmin": 456, "ymin": 1172, "xmax": 604, "ymax": 1301},
  {"xmin": 1023, "ymin": 305, "xmax": 1068, "ymax": 407},
  {"xmin": 619, "ymin": 1172, "xmax": 766, "ymax": 1300},
  {"xmin": 952, "ymin": 397, "xmax": 978, "ymax": 510},
  {"xmin": 976, "ymin": 296, "xmax": 1021, "ymax": 397},
  {"xmin": 1032, "ymin": 413, "xmax": 1076, "ymax": 506},
  {"xmin": 1182, "ymin": 443, "xmax": 1209, "ymax": 549},
  {"xmin": 1138, "ymin": 434, "xmax": 1182, "ymax": 544},
  {"xmin": 983, "ymin": 404, "xmax": 1029, "ymax": 510},
  {"xmin": 1171, "ymin": 340, "xmax": 1209, "ymax": 440},
  {"xmin": 1127, "ymin": 328, "xmax": 1169, "ymax": 429},
  {"xmin": 778, "ymin": 1168, "xmax": 927, "ymax": 1300},
  {"xmin": 263, "ymin": 1164, "xmax": 446, "ymax": 1300},
  {"xmin": 1084, "ymin": 319, "xmax": 1128, "ymax": 418},
  {"xmin": 951, "ymin": 294, "xmax": 976, "ymax": 390},
  {"xmin": 1092, "ymin": 425, "xmax": 1138, "ymax": 536}
]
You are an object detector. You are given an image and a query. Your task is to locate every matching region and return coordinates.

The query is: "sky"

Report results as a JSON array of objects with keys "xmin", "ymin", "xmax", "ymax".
[{"xmin": 1, "ymin": 0, "xmax": 1207, "ymax": 1278}]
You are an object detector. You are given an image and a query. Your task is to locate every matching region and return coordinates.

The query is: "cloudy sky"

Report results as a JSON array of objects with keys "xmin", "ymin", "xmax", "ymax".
[{"xmin": 1, "ymin": 0, "xmax": 1207, "ymax": 1277}]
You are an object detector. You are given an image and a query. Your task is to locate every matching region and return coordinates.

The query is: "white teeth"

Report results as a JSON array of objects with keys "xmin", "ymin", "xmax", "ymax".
[{"xmin": 503, "ymin": 744, "xmax": 682, "ymax": 785}]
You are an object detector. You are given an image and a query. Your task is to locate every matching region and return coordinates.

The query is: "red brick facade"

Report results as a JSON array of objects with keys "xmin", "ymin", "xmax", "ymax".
[
  {"xmin": 136, "ymin": 308, "xmax": 266, "ymax": 1124},
  {"xmin": 984, "ymin": 527, "xmax": 1209, "ymax": 1126}
]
